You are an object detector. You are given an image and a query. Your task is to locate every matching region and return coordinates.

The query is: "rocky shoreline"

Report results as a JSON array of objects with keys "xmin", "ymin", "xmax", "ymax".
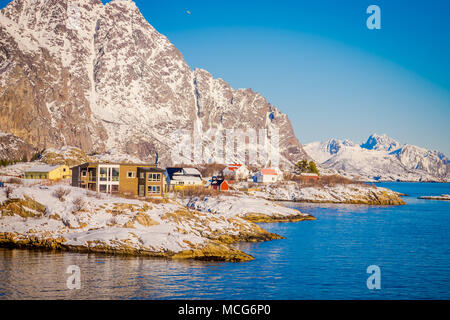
[
  {"xmin": 0, "ymin": 182, "xmax": 314, "ymax": 262},
  {"xmin": 418, "ymin": 195, "xmax": 450, "ymax": 201},
  {"xmin": 0, "ymin": 179, "xmax": 408, "ymax": 262},
  {"xmin": 250, "ymin": 182, "xmax": 406, "ymax": 206}
]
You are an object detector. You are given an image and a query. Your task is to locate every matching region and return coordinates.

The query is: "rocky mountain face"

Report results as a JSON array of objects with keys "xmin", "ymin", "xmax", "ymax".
[
  {"xmin": 360, "ymin": 133, "xmax": 402, "ymax": 152},
  {"xmin": 0, "ymin": 131, "xmax": 37, "ymax": 161},
  {"xmin": 0, "ymin": 0, "xmax": 309, "ymax": 167},
  {"xmin": 304, "ymin": 134, "xmax": 450, "ymax": 182}
]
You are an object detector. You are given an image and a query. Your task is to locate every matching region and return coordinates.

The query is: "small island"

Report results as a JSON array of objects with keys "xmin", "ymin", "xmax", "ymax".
[{"xmin": 418, "ymin": 194, "xmax": 450, "ymax": 201}]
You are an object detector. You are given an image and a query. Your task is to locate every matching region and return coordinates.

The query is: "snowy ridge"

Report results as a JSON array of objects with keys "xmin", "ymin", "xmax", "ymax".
[{"xmin": 304, "ymin": 134, "xmax": 449, "ymax": 182}]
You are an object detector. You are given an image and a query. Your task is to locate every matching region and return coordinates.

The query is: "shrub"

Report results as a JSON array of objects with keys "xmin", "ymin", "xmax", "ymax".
[
  {"xmin": 72, "ymin": 197, "xmax": 86, "ymax": 213},
  {"xmin": 6, "ymin": 177, "xmax": 22, "ymax": 185},
  {"xmin": 181, "ymin": 186, "xmax": 221, "ymax": 198},
  {"xmin": 4, "ymin": 186, "xmax": 14, "ymax": 199},
  {"xmin": 295, "ymin": 160, "xmax": 320, "ymax": 175},
  {"xmin": 200, "ymin": 163, "xmax": 227, "ymax": 177},
  {"xmin": 284, "ymin": 173, "xmax": 362, "ymax": 188},
  {"xmin": 53, "ymin": 187, "xmax": 71, "ymax": 201}
]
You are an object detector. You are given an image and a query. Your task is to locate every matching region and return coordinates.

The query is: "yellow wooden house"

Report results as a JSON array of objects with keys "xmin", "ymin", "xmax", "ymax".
[{"xmin": 24, "ymin": 164, "xmax": 72, "ymax": 180}]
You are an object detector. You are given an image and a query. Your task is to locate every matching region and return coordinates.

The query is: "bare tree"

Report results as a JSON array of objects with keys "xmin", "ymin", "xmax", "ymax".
[
  {"xmin": 53, "ymin": 187, "xmax": 71, "ymax": 202},
  {"xmin": 72, "ymin": 197, "xmax": 86, "ymax": 213}
]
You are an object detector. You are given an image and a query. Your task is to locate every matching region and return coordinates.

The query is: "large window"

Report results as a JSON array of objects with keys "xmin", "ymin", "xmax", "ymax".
[
  {"xmin": 99, "ymin": 166, "xmax": 120, "ymax": 182},
  {"xmin": 99, "ymin": 185, "xmax": 107, "ymax": 193},
  {"xmin": 99, "ymin": 168, "xmax": 108, "ymax": 181},
  {"xmin": 111, "ymin": 168, "xmax": 119, "ymax": 182},
  {"xmin": 148, "ymin": 173, "xmax": 161, "ymax": 182},
  {"xmin": 111, "ymin": 185, "xmax": 119, "ymax": 193}
]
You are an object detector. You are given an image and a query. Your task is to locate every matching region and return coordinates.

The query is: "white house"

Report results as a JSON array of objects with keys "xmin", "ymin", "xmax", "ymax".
[
  {"xmin": 165, "ymin": 167, "xmax": 203, "ymax": 189},
  {"xmin": 254, "ymin": 168, "xmax": 279, "ymax": 183},
  {"xmin": 222, "ymin": 164, "xmax": 250, "ymax": 181}
]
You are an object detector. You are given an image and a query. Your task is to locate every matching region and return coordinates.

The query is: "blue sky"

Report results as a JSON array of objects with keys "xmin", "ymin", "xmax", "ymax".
[{"xmin": 2, "ymin": 0, "xmax": 450, "ymax": 154}]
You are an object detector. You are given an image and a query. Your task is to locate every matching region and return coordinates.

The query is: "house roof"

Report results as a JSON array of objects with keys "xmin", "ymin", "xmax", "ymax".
[
  {"xmin": 211, "ymin": 179, "xmax": 227, "ymax": 186},
  {"xmin": 165, "ymin": 167, "xmax": 184, "ymax": 180},
  {"xmin": 71, "ymin": 162, "xmax": 157, "ymax": 169},
  {"xmin": 183, "ymin": 167, "xmax": 201, "ymax": 176},
  {"xmin": 26, "ymin": 165, "xmax": 62, "ymax": 173},
  {"xmin": 260, "ymin": 168, "xmax": 278, "ymax": 175},
  {"xmin": 172, "ymin": 176, "xmax": 202, "ymax": 182},
  {"xmin": 225, "ymin": 164, "xmax": 242, "ymax": 171}
]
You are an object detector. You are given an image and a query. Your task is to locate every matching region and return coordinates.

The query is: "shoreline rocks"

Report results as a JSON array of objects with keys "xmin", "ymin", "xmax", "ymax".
[
  {"xmin": 0, "ymin": 183, "xmax": 316, "ymax": 262},
  {"xmin": 418, "ymin": 195, "xmax": 450, "ymax": 201},
  {"xmin": 252, "ymin": 183, "xmax": 406, "ymax": 206}
]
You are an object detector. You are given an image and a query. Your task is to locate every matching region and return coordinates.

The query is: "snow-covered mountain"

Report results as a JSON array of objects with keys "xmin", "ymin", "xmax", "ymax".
[
  {"xmin": 0, "ymin": 0, "xmax": 309, "ymax": 167},
  {"xmin": 304, "ymin": 134, "xmax": 450, "ymax": 182}
]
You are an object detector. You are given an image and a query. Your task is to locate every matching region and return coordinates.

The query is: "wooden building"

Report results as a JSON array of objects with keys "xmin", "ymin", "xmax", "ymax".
[{"xmin": 71, "ymin": 163, "xmax": 163, "ymax": 196}]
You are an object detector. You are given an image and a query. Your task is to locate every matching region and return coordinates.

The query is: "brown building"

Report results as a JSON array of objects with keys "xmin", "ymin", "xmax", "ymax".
[
  {"xmin": 71, "ymin": 163, "xmax": 164, "ymax": 196},
  {"xmin": 137, "ymin": 167, "xmax": 165, "ymax": 197}
]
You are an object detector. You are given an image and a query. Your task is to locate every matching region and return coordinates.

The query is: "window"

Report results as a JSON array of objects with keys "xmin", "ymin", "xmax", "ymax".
[
  {"xmin": 111, "ymin": 185, "xmax": 119, "ymax": 193},
  {"xmin": 127, "ymin": 171, "xmax": 136, "ymax": 178},
  {"xmin": 140, "ymin": 172, "xmax": 145, "ymax": 179},
  {"xmin": 148, "ymin": 186, "xmax": 161, "ymax": 194},
  {"xmin": 112, "ymin": 168, "xmax": 120, "ymax": 182},
  {"xmin": 99, "ymin": 185, "xmax": 107, "ymax": 193},
  {"xmin": 99, "ymin": 168, "xmax": 107, "ymax": 181},
  {"xmin": 81, "ymin": 170, "xmax": 87, "ymax": 177},
  {"xmin": 148, "ymin": 173, "xmax": 161, "ymax": 182},
  {"xmin": 63, "ymin": 168, "xmax": 66, "ymax": 172}
]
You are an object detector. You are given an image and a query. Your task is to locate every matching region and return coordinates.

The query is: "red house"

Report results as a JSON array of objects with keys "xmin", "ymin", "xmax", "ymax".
[{"xmin": 211, "ymin": 178, "xmax": 229, "ymax": 191}]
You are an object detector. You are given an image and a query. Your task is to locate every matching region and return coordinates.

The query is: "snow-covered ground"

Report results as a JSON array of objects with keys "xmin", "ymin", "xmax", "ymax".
[
  {"xmin": 0, "ymin": 162, "xmax": 38, "ymax": 177},
  {"xmin": 418, "ymin": 194, "xmax": 450, "ymax": 201},
  {"xmin": 0, "ymin": 179, "xmax": 310, "ymax": 261},
  {"xmin": 184, "ymin": 194, "xmax": 313, "ymax": 221},
  {"xmin": 246, "ymin": 181, "xmax": 405, "ymax": 205}
]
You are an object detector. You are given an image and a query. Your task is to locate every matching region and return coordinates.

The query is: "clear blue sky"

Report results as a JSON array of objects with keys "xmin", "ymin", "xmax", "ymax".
[{"xmin": 2, "ymin": 0, "xmax": 450, "ymax": 155}]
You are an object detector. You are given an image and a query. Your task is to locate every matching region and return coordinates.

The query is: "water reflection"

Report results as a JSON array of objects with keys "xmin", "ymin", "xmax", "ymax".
[{"xmin": 0, "ymin": 248, "xmax": 226, "ymax": 300}]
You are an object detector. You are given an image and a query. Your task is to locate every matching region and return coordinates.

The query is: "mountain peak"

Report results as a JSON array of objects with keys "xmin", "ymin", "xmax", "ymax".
[
  {"xmin": 360, "ymin": 133, "xmax": 401, "ymax": 152},
  {"xmin": 0, "ymin": 0, "xmax": 310, "ymax": 167}
]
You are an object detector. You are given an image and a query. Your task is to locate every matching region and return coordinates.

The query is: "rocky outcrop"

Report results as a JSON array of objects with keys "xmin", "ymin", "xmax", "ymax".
[
  {"xmin": 0, "ymin": 0, "xmax": 309, "ymax": 167},
  {"xmin": 418, "ymin": 195, "xmax": 450, "ymax": 201},
  {"xmin": 0, "ymin": 131, "xmax": 37, "ymax": 161},
  {"xmin": 255, "ymin": 182, "xmax": 406, "ymax": 205},
  {"xmin": 242, "ymin": 213, "xmax": 317, "ymax": 223}
]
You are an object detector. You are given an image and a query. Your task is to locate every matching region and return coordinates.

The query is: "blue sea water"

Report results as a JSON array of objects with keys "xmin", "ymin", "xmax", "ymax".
[{"xmin": 0, "ymin": 182, "xmax": 449, "ymax": 300}]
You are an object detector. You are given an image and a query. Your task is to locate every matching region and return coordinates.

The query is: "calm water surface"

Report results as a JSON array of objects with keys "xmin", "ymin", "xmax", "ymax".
[{"xmin": 0, "ymin": 182, "xmax": 449, "ymax": 299}]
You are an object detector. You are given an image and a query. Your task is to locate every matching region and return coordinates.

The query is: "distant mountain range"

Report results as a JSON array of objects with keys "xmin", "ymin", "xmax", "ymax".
[{"xmin": 304, "ymin": 134, "xmax": 450, "ymax": 182}]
